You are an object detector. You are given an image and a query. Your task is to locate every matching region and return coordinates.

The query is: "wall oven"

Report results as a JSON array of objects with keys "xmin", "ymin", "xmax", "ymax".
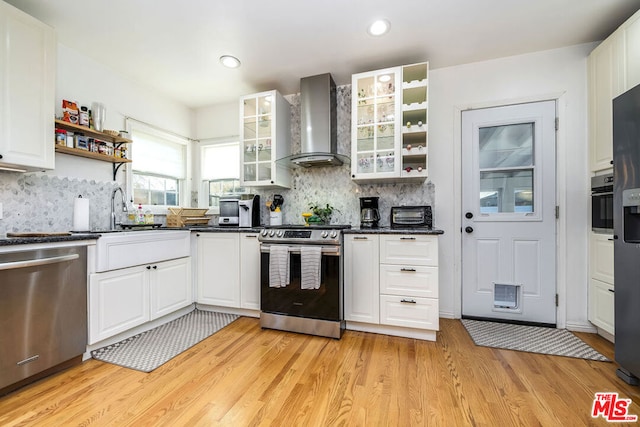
[
  {"xmin": 258, "ymin": 225, "xmax": 349, "ymax": 339},
  {"xmin": 591, "ymin": 173, "xmax": 613, "ymax": 234}
]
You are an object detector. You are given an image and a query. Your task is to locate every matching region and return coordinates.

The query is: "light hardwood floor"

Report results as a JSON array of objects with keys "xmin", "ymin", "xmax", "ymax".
[{"xmin": 1, "ymin": 317, "xmax": 638, "ymax": 426}]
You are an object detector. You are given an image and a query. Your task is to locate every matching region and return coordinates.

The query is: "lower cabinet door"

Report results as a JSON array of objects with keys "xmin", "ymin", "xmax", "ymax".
[
  {"xmin": 150, "ymin": 257, "xmax": 192, "ymax": 320},
  {"xmin": 89, "ymin": 266, "xmax": 150, "ymax": 344},
  {"xmin": 240, "ymin": 233, "xmax": 260, "ymax": 310},
  {"xmin": 589, "ymin": 278, "xmax": 615, "ymax": 335},
  {"xmin": 379, "ymin": 295, "xmax": 439, "ymax": 330}
]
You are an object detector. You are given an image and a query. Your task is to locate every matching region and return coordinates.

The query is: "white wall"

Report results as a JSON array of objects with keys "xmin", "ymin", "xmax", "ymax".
[
  {"xmin": 51, "ymin": 44, "xmax": 194, "ymax": 185},
  {"xmin": 429, "ymin": 43, "xmax": 596, "ymax": 330}
]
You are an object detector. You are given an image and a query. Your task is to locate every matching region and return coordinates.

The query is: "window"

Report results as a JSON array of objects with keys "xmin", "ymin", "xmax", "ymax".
[
  {"xmin": 200, "ymin": 141, "xmax": 246, "ymax": 209},
  {"xmin": 129, "ymin": 124, "xmax": 189, "ymax": 207}
]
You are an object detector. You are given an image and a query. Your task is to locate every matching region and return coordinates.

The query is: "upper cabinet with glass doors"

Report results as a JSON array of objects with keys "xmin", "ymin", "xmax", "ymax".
[
  {"xmin": 240, "ymin": 90, "xmax": 291, "ymax": 188},
  {"xmin": 351, "ymin": 62, "xmax": 429, "ymax": 182}
]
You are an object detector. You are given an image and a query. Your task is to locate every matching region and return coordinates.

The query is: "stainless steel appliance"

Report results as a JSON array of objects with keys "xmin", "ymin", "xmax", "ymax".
[
  {"xmin": 612, "ymin": 82, "xmax": 640, "ymax": 386},
  {"xmin": 360, "ymin": 196, "xmax": 380, "ymax": 228},
  {"xmin": 0, "ymin": 246, "xmax": 87, "ymax": 395},
  {"xmin": 258, "ymin": 224, "xmax": 350, "ymax": 338},
  {"xmin": 219, "ymin": 194, "xmax": 259, "ymax": 227},
  {"xmin": 591, "ymin": 173, "xmax": 614, "ymax": 234},
  {"xmin": 390, "ymin": 205, "xmax": 433, "ymax": 228},
  {"xmin": 278, "ymin": 73, "xmax": 350, "ymax": 168},
  {"xmin": 239, "ymin": 195, "xmax": 260, "ymax": 228}
]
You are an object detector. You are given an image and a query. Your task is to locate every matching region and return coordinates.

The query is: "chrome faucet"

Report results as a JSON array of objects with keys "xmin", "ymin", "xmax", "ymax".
[{"xmin": 111, "ymin": 186, "xmax": 128, "ymax": 230}]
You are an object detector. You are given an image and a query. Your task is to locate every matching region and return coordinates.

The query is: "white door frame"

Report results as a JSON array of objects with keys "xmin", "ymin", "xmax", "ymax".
[{"xmin": 452, "ymin": 92, "xmax": 568, "ymax": 329}]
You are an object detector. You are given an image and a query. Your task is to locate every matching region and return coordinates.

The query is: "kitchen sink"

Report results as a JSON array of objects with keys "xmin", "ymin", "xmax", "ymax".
[{"xmin": 94, "ymin": 229, "xmax": 190, "ymax": 272}]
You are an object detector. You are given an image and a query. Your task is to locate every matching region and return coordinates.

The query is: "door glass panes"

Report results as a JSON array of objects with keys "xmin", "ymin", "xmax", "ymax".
[
  {"xmin": 478, "ymin": 123, "xmax": 534, "ymax": 214},
  {"xmin": 479, "ymin": 170, "xmax": 533, "ymax": 213},
  {"xmin": 354, "ymin": 71, "xmax": 397, "ymax": 175},
  {"xmin": 479, "ymin": 123, "xmax": 533, "ymax": 168}
]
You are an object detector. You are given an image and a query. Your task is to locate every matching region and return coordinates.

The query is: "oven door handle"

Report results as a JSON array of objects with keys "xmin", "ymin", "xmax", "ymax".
[
  {"xmin": 591, "ymin": 191, "xmax": 613, "ymax": 196},
  {"xmin": 260, "ymin": 244, "xmax": 340, "ymax": 255}
]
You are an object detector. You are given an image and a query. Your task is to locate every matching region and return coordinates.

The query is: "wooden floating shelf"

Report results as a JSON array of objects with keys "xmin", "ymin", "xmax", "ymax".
[
  {"xmin": 54, "ymin": 119, "xmax": 133, "ymax": 144},
  {"xmin": 55, "ymin": 145, "xmax": 132, "ymax": 163}
]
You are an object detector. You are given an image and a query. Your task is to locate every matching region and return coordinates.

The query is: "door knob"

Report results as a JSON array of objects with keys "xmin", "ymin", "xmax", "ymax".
[
  {"xmin": 465, "ymin": 226, "xmax": 474, "ymax": 233},
  {"xmin": 465, "ymin": 212, "xmax": 473, "ymax": 219}
]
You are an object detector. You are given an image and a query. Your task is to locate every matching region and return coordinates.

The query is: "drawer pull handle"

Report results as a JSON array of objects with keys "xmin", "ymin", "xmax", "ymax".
[
  {"xmin": 245, "ymin": 235, "xmax": 258, "ymax": 238},
  {"xmin": 353, "ymin": 237, "xmax": 368, "ymax": 240},
  {"xmin": 608, "ymin": 289, "xmax": 615, "ymax": 293},
  {"xmin": 400, "ymin": 237, "xmax": 416, "ymax": 240},
  {"xmin": 400, "ymin": 299, "xmax": 417, "ymax": 304},
  {"xmin": 400, "ymin": 268, "xmax": 416, "ymax": 272}
]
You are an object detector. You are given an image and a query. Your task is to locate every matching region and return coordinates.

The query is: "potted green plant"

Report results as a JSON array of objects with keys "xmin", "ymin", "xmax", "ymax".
[{"xmin": 309, "ymin": 203, "xmax": 338, "ymax": 225}]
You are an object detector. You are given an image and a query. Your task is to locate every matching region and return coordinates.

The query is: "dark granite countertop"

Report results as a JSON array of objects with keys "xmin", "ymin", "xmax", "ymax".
[
  {"xmin": 0, "ymin": 233, "xmax": 99, "ymax": 247},
  {"xmin": 189, "ymin": 226, "xmax": 264, "ymax": 233},
  {"xmin": 344, "ymin": 227, "xmax": 444, "ymax": 235}
]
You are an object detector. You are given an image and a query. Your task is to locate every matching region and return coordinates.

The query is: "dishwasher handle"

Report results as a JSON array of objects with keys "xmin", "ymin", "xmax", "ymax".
[{"xmin": 0, "ymin": 254, "xmax": 79, "ymax": 271}]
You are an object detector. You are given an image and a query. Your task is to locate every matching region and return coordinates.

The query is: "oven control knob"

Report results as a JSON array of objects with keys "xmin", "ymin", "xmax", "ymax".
[
  {"xmin": 261, "ymin": 229, "xmax": 268, "ymax": 236},
  {"xmin": 330, "ymin": 231, "xmax": 338, "ymax": 238},
  {"xmin": 268, "ymin": 230, "xmax": 275, "ymax": 237},
  {"xmin": 276, "ymin": 231, "xmax": 284, "ymax": 237},
  {"xmin": 321, "ymin": 231, "xmax": 329, "ymax": 238}
]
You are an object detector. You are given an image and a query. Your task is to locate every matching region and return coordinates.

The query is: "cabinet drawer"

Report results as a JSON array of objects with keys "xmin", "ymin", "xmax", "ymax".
[
  {"xmin": 589, "ymin": 278, "xmax": 614, "ymax": 335},
  {"xmin": 380, "ymin": 235, "xmax": 438, "ymax": 266},
  {"xmin": 379, "ymin": 295, "xmax": 438, "ymax": 330},
  {"xmin": 379, "ymin": 265, "xmax": 438, "ymax": 298}
]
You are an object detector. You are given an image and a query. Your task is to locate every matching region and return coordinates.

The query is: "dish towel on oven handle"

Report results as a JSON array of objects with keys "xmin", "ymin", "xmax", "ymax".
[
  {"xmin": 300, "ymin": 246, "xmax": 322, "ymax": 290},
  {"xmin": 269, "ymin": 245, "xmax": 290, "ymax": 288}
]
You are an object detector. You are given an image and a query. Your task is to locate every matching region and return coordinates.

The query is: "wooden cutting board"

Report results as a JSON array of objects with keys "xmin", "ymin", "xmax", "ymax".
[{"xmin": 6, "ymin": 232, "xmax": 72, "ymax": 237}]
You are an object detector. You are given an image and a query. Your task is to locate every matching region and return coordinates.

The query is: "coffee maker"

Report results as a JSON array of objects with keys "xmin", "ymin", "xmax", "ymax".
[
  {"xmin": 239, "ymin": 194, "xmax": 260, "ymax": 227},
  {"xmin": 360, "ymin": 196, "xmax": 380, "ymax": 228}
]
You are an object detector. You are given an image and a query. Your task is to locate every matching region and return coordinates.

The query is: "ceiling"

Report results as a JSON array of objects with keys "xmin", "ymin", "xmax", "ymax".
[{"xmin": 6, "ymin": 0, "xmax": 640, "ymax": 109}]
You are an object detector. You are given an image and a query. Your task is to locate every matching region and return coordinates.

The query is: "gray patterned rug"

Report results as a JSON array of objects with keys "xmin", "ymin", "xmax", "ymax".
[
  {"xmin": 461, "ymin": 319, "xmax": 610, "ymax": 362},
  {"xmin": 91, "ymin": 309, "xmax": 239, "ymax": 372}
]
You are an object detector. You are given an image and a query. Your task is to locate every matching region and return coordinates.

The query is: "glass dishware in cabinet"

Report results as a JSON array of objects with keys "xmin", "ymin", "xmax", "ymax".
[
  {"xmin": 240, "ymin": 90, "xmax": 291, "ymax": 188},
  {"xmin": 352, "ymin": 69, "xmax": 401, "ymax": 178}
]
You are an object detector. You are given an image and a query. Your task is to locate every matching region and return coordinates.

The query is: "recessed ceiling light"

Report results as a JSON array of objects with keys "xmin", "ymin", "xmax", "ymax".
[
  {"xmin": 368, "ymin": 19, "xmax": 390, "ymax": 36},
  {"xmin": 220, "ymin": 55, "xmax": 241, "ymax": 68}
]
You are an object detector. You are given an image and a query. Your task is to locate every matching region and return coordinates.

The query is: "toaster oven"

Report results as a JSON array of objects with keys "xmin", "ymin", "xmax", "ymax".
[{"xmin": 390, "ymin": 205, "xmax": 433, "ymax": 228}]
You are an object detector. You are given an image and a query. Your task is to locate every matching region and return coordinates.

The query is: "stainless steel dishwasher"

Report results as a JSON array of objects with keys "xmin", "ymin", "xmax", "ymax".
[{"xmin": 0, "ymin": 246, "xmax": 87, "ymax": 395}]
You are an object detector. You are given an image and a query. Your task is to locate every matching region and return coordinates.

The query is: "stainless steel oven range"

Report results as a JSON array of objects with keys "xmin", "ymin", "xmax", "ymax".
[{"xmin": 258, "ymin": 225, "xmax": 350, "ymax": 339}]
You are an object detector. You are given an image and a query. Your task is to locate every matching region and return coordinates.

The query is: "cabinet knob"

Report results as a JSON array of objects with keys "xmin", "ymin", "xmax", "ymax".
[
  {"xmin": 465, "ymin": 226, "xmax": 474, "ymax": 233},
  {"xmin": 146, "ymin": 266, "xmax": 151, "ymax": 270},
  {"xmin": 153, "ymin": 265, "xmax": 157, "ymax": 269},
  {"xmin": 352, "ymin": 174, "xmax": 355, "ymax": 178},
  {"xmin": 0, "ymin": 154, "xmax": 3, "ymax": 159}
]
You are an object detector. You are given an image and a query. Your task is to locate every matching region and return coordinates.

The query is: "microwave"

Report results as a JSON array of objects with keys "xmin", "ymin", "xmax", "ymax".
[{"xmin": 390, "ymin": 205, "xmax": 433, "ymax": 229}]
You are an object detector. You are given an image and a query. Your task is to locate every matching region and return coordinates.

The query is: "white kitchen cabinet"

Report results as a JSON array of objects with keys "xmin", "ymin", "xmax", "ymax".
[
  {"xmin": 0, "ymin": 1, "xmax": 55, "ymax": 171},
  {"xmin": 351, "ymin": 62, "xmax": 429, "ymax": 182},
  {"xmin": 89, "ymin": 257, "xmax": 192, "ymax": 344},
  {"xmin": 196, "ymin": 232, "xmax": 241, "ymax": 307},
  {"xmin": 239, "ymin": 232, "xmax": 260, "ymax": 310},
  {"xmin": 240, "ymin": 90, "xmax": 291, "ymax": 188},
  {"xmin": 89, "ymin": 265, "xmax": 150, "ymax": 344},
  {"xmin": 588, "ymin": 232, "xmax": 614, "ymax": 336},
  {"xmin": 150, "ymin": 257, "xmax": 192, "ymax": 320},
  {"xmin": 344, "ymin": 234, "xmax": 380, "ymax": 323},
  {"xmin": 589, "ymin": 278, "xmax": 615, "ymax": 336},
  {"xmin": 623, "ymin": 10, "xmax": 640, "ymax": 91},
  {"xmin": 588, "ymin": 34, "xmax": 624, "ymax": 172},
  {"xmin": 344, "ymin": 232, "xmax": 440, "ymax": 340},
  {"xmin": 379, "ymin": 234, "xmax": 439, "ymax": 332}
]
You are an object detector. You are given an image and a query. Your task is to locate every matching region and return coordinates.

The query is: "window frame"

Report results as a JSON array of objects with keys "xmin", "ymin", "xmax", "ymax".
[
  {"xmin": 125, "ymin": 120, "xmax": 192, "ymax": 215},
  {"xmin": 198, "ymin": 136, "xmax": 244, "ymax": 215}
]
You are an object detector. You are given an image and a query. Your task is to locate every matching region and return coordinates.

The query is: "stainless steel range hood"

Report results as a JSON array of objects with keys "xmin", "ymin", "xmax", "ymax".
[{"xmin": 278, "ymin": 73, "xmax": 349, "ymax": 168}]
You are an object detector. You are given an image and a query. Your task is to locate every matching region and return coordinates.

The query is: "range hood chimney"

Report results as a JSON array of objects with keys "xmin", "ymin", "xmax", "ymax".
[{"xmin": 279, "ymin": 73, "xmax": 349, "ymax": 168}]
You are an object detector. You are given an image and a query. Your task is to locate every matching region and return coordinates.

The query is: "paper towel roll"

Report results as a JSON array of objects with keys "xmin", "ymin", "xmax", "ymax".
[{"xmin": 73, "ymin": 197, "xmax": 90, "ymax": 231}]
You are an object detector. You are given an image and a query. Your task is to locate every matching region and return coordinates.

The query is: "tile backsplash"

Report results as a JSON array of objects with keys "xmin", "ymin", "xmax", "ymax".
[
  {"xmin": 0, "ymin": 84, "xmax": 435, "ymax": 234},
  {"xmin": 0, "ymin": 172, "xmax": 118, "ymax": 235}
]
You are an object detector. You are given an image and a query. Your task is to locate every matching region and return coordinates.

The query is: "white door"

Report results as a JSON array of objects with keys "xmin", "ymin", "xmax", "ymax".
[{"xmin": 461, "ymin": 101, "xmax": 557, "ymax": 325}]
